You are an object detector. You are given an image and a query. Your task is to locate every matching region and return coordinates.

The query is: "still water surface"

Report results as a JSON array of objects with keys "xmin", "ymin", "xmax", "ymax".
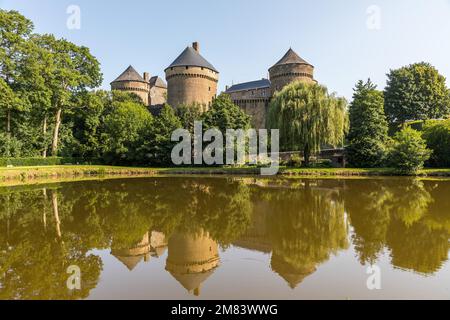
[{"xmin": 0, "ymin": 176, "xmax": 449, "ymax": 300}]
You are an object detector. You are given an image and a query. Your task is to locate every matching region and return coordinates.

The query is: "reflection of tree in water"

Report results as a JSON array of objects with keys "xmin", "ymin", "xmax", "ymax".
[
  {"xmin": 0, "ymin": 188, "xmax": 102, "ymax": 300},
  {"xmin": 0, "ymin": 177, "xmax": 252, "ymax": 298},
  {"xmin": 345, "ymin": 178, "xmax": 449, "ymax": 274},
  {"xmin": 250, "ymin": 180, "xmax": 349, "ymax": 288}
]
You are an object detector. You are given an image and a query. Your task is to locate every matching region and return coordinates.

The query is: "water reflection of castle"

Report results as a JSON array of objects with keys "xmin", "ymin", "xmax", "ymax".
[{"xmin": 111, "ymin": 230, "xmax": 219, "ymax": 296}]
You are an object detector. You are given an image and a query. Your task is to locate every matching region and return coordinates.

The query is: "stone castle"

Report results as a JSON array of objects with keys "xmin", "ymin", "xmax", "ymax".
[{"xmin": 111, "ymin": 42, "xmax": 315, "ymax": 128}]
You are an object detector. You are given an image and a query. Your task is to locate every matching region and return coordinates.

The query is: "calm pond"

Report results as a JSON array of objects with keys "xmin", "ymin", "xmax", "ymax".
[{"xmin": 0, "ymin": 176, "xmax": 449, "ymax": 300}]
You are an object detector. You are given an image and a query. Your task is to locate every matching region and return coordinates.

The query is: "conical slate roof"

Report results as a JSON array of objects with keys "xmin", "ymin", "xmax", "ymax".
[
  {"xmin": 113, "ymin": 254, "xmax": 144, "ymax": 271},
  {"xmin": 111, "ymin": 65, "xmax": 146, "ymax": 83},
  {"xmin": 149, "ymin": 76, "xmax": 167, "ymax": 88},
  {"xmin": 169, "ymin": 269, "xmax": 217, "ymax": 293},
  {"xmin": 166, "ymin": 47, "xmax": 218, "ymax": 73},
  {"xmin": 270, "ymin": 48, "xmax": 312, "ymax": 70},
  {"xmin": 271, "ymin": 254, "xmax": 316, "ymax": 289}
]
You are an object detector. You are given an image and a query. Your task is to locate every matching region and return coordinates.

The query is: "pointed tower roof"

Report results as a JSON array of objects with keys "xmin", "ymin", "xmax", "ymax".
[
  {"xmin": 111, "ymin": 65, "xmax": 146, "ymax": 84},
  {"xmin": 165, "ymin": 46, "xmax": 218, "ymax": 73},
  {"xmin": 270, "ymin": 48, "xmax": 313, "ymax": 70},
  {"xmin": 113, "ymin": 255, "xmax": 144, "ymax": 271},
  {"xmin": 271, "ymin": 254, "xmax": 316, "ymax": 289},
  {"xmin": 149, "ymin": 76, "xmax": 167, "ymax": 88},
  {"xmin": 169, "ymin": 269, "xmax": 217, "ymax": 294}
]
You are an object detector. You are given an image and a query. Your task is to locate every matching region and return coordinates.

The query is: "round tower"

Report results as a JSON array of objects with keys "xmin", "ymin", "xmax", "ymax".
[
  {"xmin": 165, "ymin": 42, "xmax": 219, "ymax": 111},
  {"xmin": 111, "ymin": 232, "xmax": 151, "ymax": 271},
  {"xmin": 269, "ymin": 48, "xmax": 315, "ymax": 95},
  {"xmin": 165, "ymin": 229, "xmax": 220, "ymax": 296},
  {"xmin": 111, "ymin": 65, "xmax": 150, "ymax": 106}
]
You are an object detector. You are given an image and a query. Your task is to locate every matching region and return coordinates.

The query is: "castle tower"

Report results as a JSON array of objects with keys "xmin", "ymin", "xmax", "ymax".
[
  {"xmin": 165, "ymin": 230, "xmax": 220, "ymax": 296},
  {"xmin": 270, "ymin": 252, "xmax": 316, "ymax": 289},
  {"xmin": 269, "ymin": 48, "xmax": 315, "ymax": 95},
  {"xmin": 111, "ymin": 65, "xmax": 150, "ymax": 105},
  {"xmin": 165, "ymin": 42, "xmax": 219, "ymax": 111},
  {"xmin": 111, "ymin": 232, "xmax": 151, "ymax": 271}
]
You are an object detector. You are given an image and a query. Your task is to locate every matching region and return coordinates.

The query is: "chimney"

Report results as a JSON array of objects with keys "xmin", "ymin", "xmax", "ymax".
[
  {"xmin": 192, "ymin": 42, "xmax": 200, "ymax": 53},
  {"xmin": 143, "ymin": 72, "xmax": 150, "ymax": 82}
]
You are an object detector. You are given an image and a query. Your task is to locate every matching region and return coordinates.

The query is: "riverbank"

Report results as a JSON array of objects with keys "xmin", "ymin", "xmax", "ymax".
[{"xmin": 1, "ymin": 165, "xmax": 450, "ymax": 187}]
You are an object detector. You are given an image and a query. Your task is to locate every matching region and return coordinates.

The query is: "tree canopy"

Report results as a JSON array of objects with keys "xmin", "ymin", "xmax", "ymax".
[
  {"xmin": 347, "ymin": 79, "xmax": 389, "ymax": 167},
  {"xmin": 268, "ymin": 81, "xmax": 348, "ymax": 165},
  {"xmin": 384, "ymin": 62, "xmax": 450, "ymax": 125}
]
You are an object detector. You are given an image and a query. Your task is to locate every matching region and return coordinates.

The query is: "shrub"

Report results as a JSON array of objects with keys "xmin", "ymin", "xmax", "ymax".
[
  {"xmin": 388, "ymin": 127, "xmax": 432, "ymax": 173},
  {"xmin": 422, "ymin": 119, "xmax": 450, "ymax": 167}
]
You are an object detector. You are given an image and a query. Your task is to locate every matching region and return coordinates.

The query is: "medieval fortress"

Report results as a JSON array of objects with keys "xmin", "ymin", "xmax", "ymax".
[{"xmin": 111, "ymin": 42, "xmax": 316, "ymax": 128}]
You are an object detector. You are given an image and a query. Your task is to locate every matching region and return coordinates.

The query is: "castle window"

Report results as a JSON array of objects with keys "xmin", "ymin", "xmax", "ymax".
[
  {"xmin": 186, "ymin": 66, "xmax": 189, "ymax": 70},
  {"xmin": 209, "ymin": 87, "xmax": 211, "ymax": 91}
]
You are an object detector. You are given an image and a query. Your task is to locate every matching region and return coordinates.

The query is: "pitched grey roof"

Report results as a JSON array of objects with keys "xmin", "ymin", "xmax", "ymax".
[
  {"xmin": 226, "ymin": 79, "xmax": 271, "ymax": 93},
  {"xmin": 270, "ymin": 48, "xmax": 313, "ymax": 70},
  {"xmin": 166, "ymin": 46, "xmax": 218, "ymax": 73},
  {"xmin": 149, "ymin": 76, "xmax": 167, "ymax": 88},
  {"xmin": 111, "ymin": 65, "xmax": 146, "ymax": 83}
]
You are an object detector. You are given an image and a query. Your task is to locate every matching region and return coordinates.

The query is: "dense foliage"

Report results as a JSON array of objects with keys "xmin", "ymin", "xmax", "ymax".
[
  {"xmin": 268, "ymin": 81, "xmax": 348, "ymax": 165},
  {"xmin": 388, "ymin": 127, "xmax": 432, "ymax": 173},
  {"xmin": 384, "ymin": 62, "xmax": 450, "ymax": 125},
  {"xmin": 422, "ymin": 119, "xmax": 450, "ymax": 167},
  {"xmin": 346, "ymin": 79, "xmax": 389, "ymax": 167}
]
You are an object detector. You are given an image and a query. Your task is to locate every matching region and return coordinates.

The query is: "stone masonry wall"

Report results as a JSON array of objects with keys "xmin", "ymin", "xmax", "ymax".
[{"xmin": 166, "ymin": 66, "xmax": 219, "ymax": 110}]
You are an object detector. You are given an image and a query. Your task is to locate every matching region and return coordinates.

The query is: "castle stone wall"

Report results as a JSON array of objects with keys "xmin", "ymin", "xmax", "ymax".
[
  {"xmin": 150, "ymin": 86, "xmax": 167, "ymax": 106},
  {"xmin": 227, "ymin": 87, "xmax": 271, "ymax": 129},
  {"xmin": 269, "ymin": 63, "xmax": 315, "ymax": 94},
  {"xmin": 166, "ymin": 66, "xmax": 219, "ymax": 110},
  {"xmin": 111, "ymin": 80, "xmax": 150, "ymax": 106}
]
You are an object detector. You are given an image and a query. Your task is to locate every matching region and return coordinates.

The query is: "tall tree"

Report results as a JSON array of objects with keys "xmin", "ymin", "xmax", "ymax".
[
  {"xmin": 268, "ymin": 81, "xmax": 348, "ymax": 166},
  {"xmin": 138, "ymin": 104, "xmax": 182, "ymax": 166},
  {"xmin": 0, "ymin": 10, "xmax": 33, "ymax": 152},
  {"xmin": 346, "ymin": 79, "xmax": 389, "ymax": 167},
  {"xmin": 202, "ymin": 94, "xmax": 251, "ymax": 133},
  {"xmin": 102, "ymin": 99, "xmax": 153, "ymax": 164},
  {"xmin": 32, "ymin": 34, "xmax": 102, "ymax": 156},
  {"xmin": 384, "ymin": 62, "xmax": 450, "ymax": 125}
]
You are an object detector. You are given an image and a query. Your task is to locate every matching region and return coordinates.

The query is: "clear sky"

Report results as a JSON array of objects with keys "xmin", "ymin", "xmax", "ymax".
[{"xmin": 1, "ymin": 0, "xmax": 450, "ymax": 100}]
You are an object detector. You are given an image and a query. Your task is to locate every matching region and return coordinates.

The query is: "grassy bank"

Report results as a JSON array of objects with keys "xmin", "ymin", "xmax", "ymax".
[{"xmin": 1, "ymin": 165, "xmax": 450, "ymax": 187}]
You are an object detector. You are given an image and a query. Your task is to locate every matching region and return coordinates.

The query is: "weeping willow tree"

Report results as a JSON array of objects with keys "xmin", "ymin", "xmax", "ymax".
[{"xmin": 268, "ymin": 81, "xmax": 348, "ymax": 165}]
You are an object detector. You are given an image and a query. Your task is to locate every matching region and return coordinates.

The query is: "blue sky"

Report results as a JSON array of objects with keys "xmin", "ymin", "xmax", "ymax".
[{"xmin": 1, "ymin": 0, "xmax": 450, "ymax": 100}]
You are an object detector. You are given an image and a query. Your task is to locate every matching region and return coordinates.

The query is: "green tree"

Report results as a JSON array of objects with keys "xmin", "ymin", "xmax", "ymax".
[
  {"xmin": 268, "ymin": 81, "xmax": 348, "ymax": 166},
  {"xmin": 176, "ymin": 102, "xmax": 203, "ymax": 133},
  {"xmin": 0, "ymin": 10, "xmax": 33, "ymax": 155},
  {"xmin": 202, "ymin": 94, "xmax": 251, "ymax": 132},
  {"xmin": 68, "ymin": 90, "xmax": 110, "ymax": 159},
  {"xmin": 102, "ymin": 99, "xmax": 152, "ymax": 164},
  {"xmin": 384, "ymin": 62, "xmax": 450, "ymax": 125},
  {"xmin": 422, "ymin": 119, "xmax": 450, "ymax": 167},
  {"xmin": 137, "ymin": 104, "xmax": 182, "ymax": 166},
  {"xmin": 32, "ymin": 34, "xmax": 102, "ymax": 157},
  {"xmin": 0, "ymin": 78, "xmax": 22, "ymax": 156},
  {"xmin": 346, "ymin": 79, "xmax": 389, "ymax": 167},
  {"xmin": 388, "ymin": 127, "xmax": 432, "ymax": 173}
]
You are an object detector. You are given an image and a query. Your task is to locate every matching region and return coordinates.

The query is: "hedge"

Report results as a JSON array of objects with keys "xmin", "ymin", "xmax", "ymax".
[
  {"xmin": 0, "ymin": 157, "xmax": 100, "ymax": 167},
  {"xmin": 422, "ymin": 119, "xmax": 450, "ymax": 167}
]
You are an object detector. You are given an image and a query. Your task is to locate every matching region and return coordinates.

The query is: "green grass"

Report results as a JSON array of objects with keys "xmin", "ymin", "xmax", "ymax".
[{"xmin": 1, "ymin": 165, "xmax": 450, "ymax": 187}]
